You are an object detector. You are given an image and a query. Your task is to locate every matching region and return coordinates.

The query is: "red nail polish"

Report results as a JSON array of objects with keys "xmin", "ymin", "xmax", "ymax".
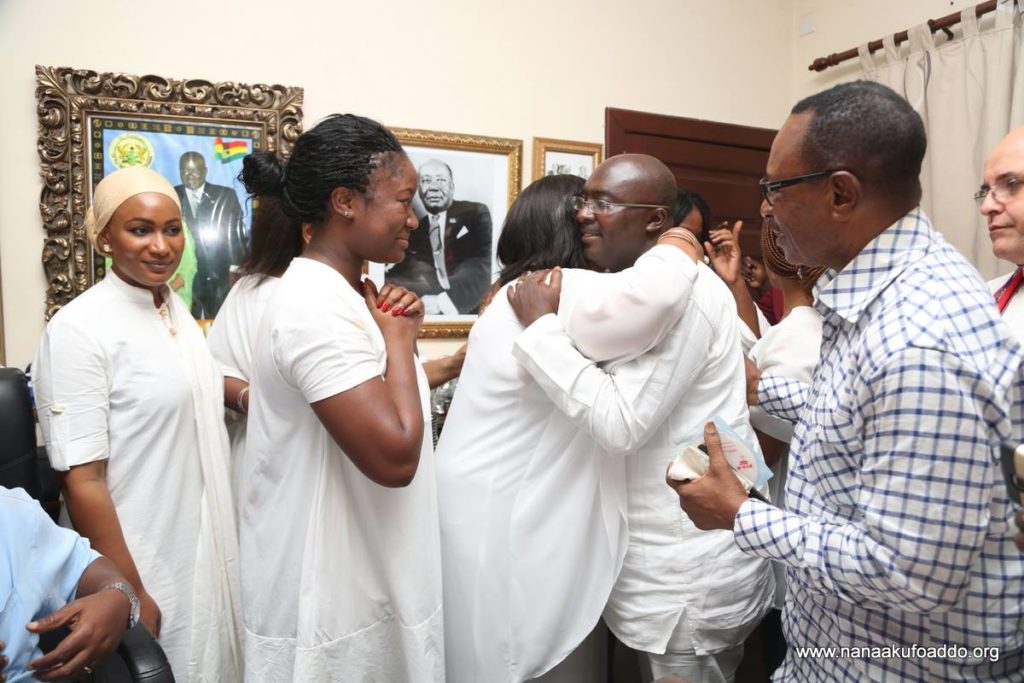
[
  {"xmin": 392, "ymin": 307, "xmax": 403, "ymax": 316},
  {"xmin": 382, "ymin": 303, "xmax": 391, "ymax": 312}
]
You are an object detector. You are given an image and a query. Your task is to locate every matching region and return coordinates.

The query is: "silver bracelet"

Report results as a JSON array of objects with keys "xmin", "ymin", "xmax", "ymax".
[
  {"xmin": 237, "ymin": 386, "xmax": 250, "ymax": 414},
  {"xmin": 100, "ymin": 581, "xmax": 140, "ymax": 628}
]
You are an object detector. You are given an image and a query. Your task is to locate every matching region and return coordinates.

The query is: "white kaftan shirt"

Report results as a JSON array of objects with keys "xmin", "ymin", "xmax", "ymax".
[
  {"xmin": 514, "ymin": 261, "xmax": 774, "ymax": 657},
  {"xmin": 34, "ymin": 270, "xmax": 205, "ymax": 680}
]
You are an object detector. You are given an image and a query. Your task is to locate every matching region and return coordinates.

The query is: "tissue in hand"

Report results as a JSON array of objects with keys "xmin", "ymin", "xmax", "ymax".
[
  {"xmin": 667, "ymin": 445, "xmax": 711, "ymax": 482},
  {"xmin": 668, "ymin": 444, "xmax": 756, "ymax": 493}
]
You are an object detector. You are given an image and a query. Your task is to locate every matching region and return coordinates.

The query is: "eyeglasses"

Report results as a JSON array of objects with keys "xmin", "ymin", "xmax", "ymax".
[
  {"xmin": 974, "ymin": 176, "xmax": 1022, "ymax": 205},
  {"xmin": 571, "ymin": 196, "xmax": 669, "ymax": 215},
  {"xmin": 759, "ymin": 170, "xmax": 840, "ymax": 206}
]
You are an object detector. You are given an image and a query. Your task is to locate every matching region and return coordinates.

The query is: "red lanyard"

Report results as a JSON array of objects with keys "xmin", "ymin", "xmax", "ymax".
[{"xmin": 995, "ymin": 267, "xmax": 1024, "ymax": 313}]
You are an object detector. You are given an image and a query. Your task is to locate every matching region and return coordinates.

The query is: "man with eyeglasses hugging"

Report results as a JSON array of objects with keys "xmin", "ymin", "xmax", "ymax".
[
  {"xmin": 510, "ymin": 154, "xmax": 773, "ymax": 682},
  {"xmin": 670, "ymin": 81, "xmax": 1024, "ymax": 681},
  {"xmin": 978, "ymin": 128, "xmax": 1024, "ymax": 553}
]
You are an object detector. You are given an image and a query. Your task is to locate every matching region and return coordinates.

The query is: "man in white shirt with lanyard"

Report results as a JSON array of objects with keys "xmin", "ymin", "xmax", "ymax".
[{"xmin": 980, "ymin": 127, "xmax": 1024, "ymax": 342}]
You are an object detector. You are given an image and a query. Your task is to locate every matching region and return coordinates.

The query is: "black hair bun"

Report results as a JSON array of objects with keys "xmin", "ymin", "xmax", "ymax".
[{"xmin": 240, "ymin": 151, "xmax": 285, "ymax": 197}]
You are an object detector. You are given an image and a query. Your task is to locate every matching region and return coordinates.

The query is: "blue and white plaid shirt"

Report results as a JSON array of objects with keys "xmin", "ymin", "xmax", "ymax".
[{"xmin": 735, "ymin": 210, "xmax": 1024, "ymax": 681}]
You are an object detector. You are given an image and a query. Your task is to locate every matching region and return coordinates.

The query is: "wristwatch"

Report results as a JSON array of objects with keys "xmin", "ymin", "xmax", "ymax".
[{"xmin": 101, "ymin": 581, "xmax": 140, "ymax": 628}]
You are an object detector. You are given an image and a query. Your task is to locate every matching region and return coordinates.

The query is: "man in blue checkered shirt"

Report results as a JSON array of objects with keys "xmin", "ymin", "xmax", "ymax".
[{"xmin": 671, "ymin": 81, "xmax": 1024, "ymax": 681}]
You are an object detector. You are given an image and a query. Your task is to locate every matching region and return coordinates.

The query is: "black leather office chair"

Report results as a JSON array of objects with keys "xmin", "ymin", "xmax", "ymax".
[
  {"xmin": 0, "ymin": 367, "xmax": 49, "ymax": 503},
  {"xmin": 0, "ymin": 367, "xmax": 175, "ymax": 682}
]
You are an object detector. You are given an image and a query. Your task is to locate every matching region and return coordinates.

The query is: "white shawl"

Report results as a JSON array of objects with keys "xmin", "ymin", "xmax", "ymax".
[{"xmin": 164, "ymin": 290, "xmax": 244, "ymax": 681}]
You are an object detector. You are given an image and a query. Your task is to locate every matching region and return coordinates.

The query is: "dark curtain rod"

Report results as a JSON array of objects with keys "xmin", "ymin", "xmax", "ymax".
[{"xmin": 808, "ymin": 0, "xmax": 999, "ymax": 72}]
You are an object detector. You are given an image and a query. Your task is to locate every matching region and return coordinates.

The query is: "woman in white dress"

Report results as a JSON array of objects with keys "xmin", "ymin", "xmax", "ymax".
[
  {"xmin": 207, "ymin": 159, "xmax": 305, "ymax": 504},
  {"xmin": 210, "ymin": 163, "xmax": 463, "ymax": 504},
  {"xmin": 239, "ymin": 114, "xmax": 442, "ymax": 681},
  {"xmin": 436, "ymin": 174, "xmax": 704, "ymax": 683},
  {"xmin": 33, "ymin": 167, "xmax": 242, "ymax": 681}
]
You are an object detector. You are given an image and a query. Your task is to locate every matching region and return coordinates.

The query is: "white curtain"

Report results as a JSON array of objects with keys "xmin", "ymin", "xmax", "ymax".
[{"xmin": 859, "ymin": 0, "xmax": 1024, "ymax": 279}]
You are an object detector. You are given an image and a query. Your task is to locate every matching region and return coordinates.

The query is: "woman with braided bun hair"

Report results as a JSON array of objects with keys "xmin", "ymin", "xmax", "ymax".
[
  {"xmin": 33, "ymin": 166, "xmax": 243, "ymax": 681},
  {"xmin": 747, "ymin": 216, "xmax": 826, "ymax": 460},
  {"xmin": 206, "ymin": 154, "xmax": 305, "ymax": 510},
  {"xmin": 238, "ymin": 114, "xmax": 444, "ymax": 681},
  {"xmin": 746, "ymin": 217, "xmax": 827, "ymax": 677},
  {"xmin": 758, "ymin": 216, "xmax": 828, "ymax": 309}
]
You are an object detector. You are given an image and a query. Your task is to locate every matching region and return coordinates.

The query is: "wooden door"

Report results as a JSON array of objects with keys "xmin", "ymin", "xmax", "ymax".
[{"xmin": 605, "ymin": 107, "xmax": 776, "ymax": 258}]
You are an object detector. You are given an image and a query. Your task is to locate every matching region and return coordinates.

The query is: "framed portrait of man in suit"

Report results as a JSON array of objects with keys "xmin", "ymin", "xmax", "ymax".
[
  {"xmin": 34, "ymin": 65, "xmax": 303, "ymax": 326},
  {"xmin": 371, "ymin": 127, "xmax": 522, "ymax": 337},
  {"xmin": 89, "ymin": 117, "xmax": 260, "ymax": 322}
]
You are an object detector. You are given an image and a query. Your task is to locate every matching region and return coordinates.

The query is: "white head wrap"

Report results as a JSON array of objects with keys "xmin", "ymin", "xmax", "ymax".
[{"xmin": 85, "ymin": 166, "xmax": 181, "ymax": 248}]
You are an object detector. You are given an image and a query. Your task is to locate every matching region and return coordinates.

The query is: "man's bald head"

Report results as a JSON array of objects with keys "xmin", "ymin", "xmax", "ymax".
[
  {"xmin": 577, "ymin": 153, "xmax": 677, "ymax": 272},
  {"xmin": 981, "ymin": 127, "xmax": 1024, "ymax": 265},
  {"xmin": 992, "ymin": 127, "xmax": 1024, "ymax": 155},
  {"xmin": 595, "ymin": 154, "xmax": 679, "ymax": 208}
]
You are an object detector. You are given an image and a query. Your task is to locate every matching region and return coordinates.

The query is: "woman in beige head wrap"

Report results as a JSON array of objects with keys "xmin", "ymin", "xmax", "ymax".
[{"xmin": 34, "ymin": 166, "xmax": 243, "ymax": 681}]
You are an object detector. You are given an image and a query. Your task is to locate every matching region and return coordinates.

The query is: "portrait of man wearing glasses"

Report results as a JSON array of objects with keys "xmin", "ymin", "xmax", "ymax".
[{"xmin": 386, "ymin": 159, "xmax": 493, "ymax": 315}]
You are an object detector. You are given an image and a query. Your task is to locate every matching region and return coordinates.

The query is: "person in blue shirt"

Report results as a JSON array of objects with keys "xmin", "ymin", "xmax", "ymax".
[{"xmin": 0, "ymin": 487, "xmax": 134, "ymax": 682}]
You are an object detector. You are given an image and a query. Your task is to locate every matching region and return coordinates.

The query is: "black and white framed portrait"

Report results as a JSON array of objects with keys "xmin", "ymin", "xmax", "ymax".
[
  {"xmin": 532, "ymin": 137, "xmax": 602, "ymax": 181},
  {"xmin": 369, "ymin": 128, "xmax": 522, "ymax": 337}
]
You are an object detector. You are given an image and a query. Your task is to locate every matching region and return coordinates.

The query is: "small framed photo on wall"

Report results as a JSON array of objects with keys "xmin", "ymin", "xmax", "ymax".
[
  {"xmin": 532, "ymin": 137, "xmax": 603, "ymax": 181},
  {"xmin": 369, "ymin": 127, "xmax": 522, "ymax": 338}
]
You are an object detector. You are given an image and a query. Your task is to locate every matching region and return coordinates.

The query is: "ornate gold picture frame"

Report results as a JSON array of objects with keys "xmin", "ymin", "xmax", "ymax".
[
  {"xmin": 532, "ymin": 137, "xmax": 603, "ymax": 181},
  {"xmin": 35, "ymin": 65, "xmax": 303, "ymax": 320},
  {"xmin": 371, "ymin": 127, "xmax": 523, "ymax": 338}
]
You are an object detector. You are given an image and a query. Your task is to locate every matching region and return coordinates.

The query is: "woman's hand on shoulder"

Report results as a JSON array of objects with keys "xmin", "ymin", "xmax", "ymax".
[
  {"xmin": 507, "ymin": 268, "xmax": 562, "ymax": 328},
  {"xmin": 363, "ymin": 280, "xmax": 424, "ymax": 341}
]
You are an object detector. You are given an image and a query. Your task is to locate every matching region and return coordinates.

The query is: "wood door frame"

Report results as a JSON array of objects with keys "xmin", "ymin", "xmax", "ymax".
[{"xmin": 605, "ymin": 107, "xmax": 777, "ymax": 258}]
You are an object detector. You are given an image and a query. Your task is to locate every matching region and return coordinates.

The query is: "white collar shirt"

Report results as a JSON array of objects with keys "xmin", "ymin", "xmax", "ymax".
[
  {"xmin": 513, "ymin": 260, "xmax": 774, "ymax": 657},
  {"xmin": 437, "ymin": 246, "xmax": 713, "ymax": 680},
  {"xmin": 989, "ymin": 271, "xmax": 1024, "ymax": 346}
]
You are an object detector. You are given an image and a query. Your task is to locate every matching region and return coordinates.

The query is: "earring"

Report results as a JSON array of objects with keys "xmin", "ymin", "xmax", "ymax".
[
  {"xmin": 100, "ymin": 244, "xmax": 113, "ymax": 253},
  {"xmin": 343, "ymin": 211, "xmax": 352, "ymax": 218}
]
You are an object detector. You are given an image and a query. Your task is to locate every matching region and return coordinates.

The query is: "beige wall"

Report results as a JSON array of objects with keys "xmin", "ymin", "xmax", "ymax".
[
  {"xmin": 0, "ymin": 0, "xmax": 995, "ymax": 366},
  {"xmin": 0, "ymin": 0, "xmax": 798, "ymax": 367}
]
